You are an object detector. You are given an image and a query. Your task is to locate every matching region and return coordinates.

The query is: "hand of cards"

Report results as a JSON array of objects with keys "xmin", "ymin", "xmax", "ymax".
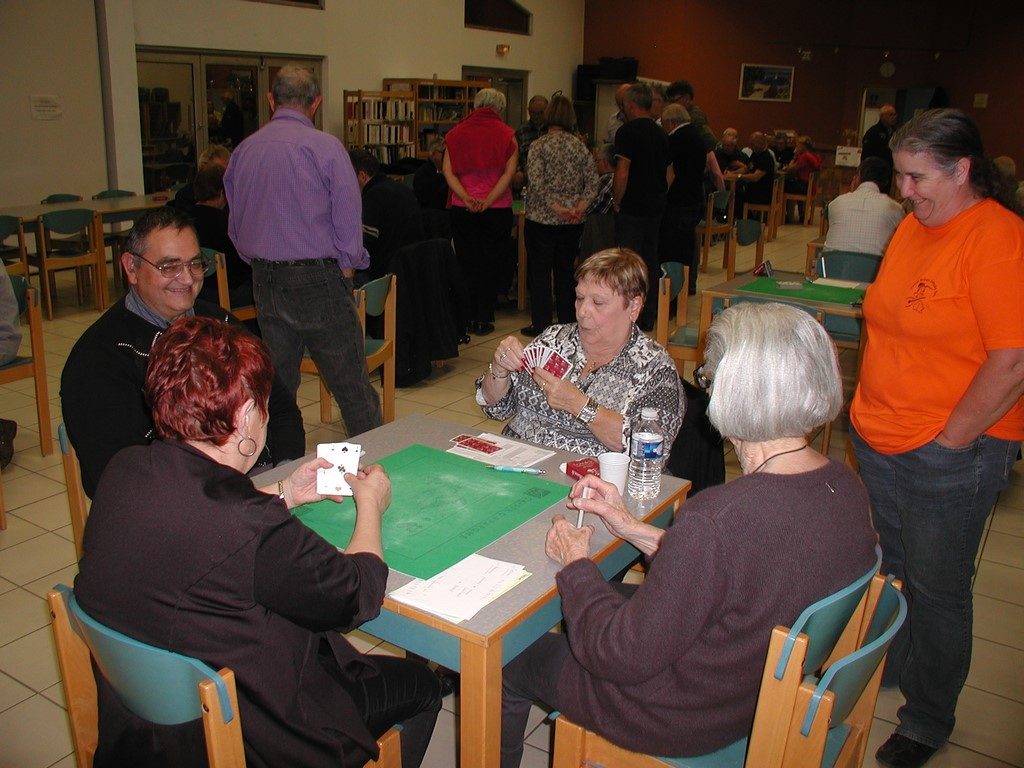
[
  {"xmin": 522, "ymin": 345, "xmax": 571, "ymax": 379},
  {"xmin": 316, "ymin": 442, "xmax": 362, "ymax": 496}
]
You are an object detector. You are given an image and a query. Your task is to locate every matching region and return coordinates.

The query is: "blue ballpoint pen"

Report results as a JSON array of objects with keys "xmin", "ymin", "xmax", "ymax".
[{"xmin": 491, "ymin": 466, "xmax": 545, "ymax": 475}]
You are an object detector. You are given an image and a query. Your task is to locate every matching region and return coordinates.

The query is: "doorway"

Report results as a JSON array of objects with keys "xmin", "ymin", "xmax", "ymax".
[
  {"xmin": 136, "ymin": 49, "xmax": 322, "ymax": 192},
  {"xmin": 462, "ymin": 65, "xmax": 528, "ymax": 128}
]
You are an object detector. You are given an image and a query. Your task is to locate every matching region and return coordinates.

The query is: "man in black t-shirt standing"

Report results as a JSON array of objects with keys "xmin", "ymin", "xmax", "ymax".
[
  {"xmin": 660, "ymin": 105, "xmax": 708, "ymax": 295},
  {"xmin": 735, "ymin": 131, "xmax": 776, "ymax": 214},
  {"xmin": 613, "ymin": 82, "xmax": 671, "ymax": 330}
]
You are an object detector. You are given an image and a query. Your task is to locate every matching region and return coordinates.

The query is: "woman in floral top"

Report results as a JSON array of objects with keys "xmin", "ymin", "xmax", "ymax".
[
  {"xmin": 477, "ymin": 249, "xmax": 683, "ymax": 457},
  {"xmin": 521, "ymin": 95, "xmax": 600, "ymax": 337}
]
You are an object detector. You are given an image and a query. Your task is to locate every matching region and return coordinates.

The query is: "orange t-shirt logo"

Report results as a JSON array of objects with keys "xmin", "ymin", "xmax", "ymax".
[{"xmin": 905, "ymin": 279, "xmax": 937, "ymax": 313}]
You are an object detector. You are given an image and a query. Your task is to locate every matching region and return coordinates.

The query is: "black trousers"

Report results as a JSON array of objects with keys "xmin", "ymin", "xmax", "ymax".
[
  {"xmin": 524, "ymin": 219, "xmax": 583, "ymax": 330},
  {"xmin": 658, "ymin": 202, "xmax": 702, "ymax": 292},
  {"xmin": 333, "ymin": 651, "xmax": 442, "ymax": 768},
  {"xmin": 615, "ymin": 211, "xmax": 663, "ymax": 329},
  {"xmin": 450, "ymin": 207, "xmax": 513, "ymax": 324}
]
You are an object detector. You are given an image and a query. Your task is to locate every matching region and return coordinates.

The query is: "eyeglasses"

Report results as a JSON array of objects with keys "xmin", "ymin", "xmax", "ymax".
[
  {"xmin": 693, "ymin": 364, "xmax": 712, "ymax": 391},
  {"xmin": 131, "ymin": 253, "xmax": 210, "ymax": 279}
]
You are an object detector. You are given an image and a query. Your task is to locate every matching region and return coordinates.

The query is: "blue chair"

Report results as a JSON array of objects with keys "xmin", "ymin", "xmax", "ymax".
[
  {"xmin": 816, "ymin": 250, "xmax": 882, "ymax": 348},
  {"xmin": 47, "ymin": 584, "xmax": 245, "ymax": 768},
  {"xmin": 31, "ymin": 208, "xmax": 105, "ymax": 319},
  {"xmin": 696, "ymin": 189, "xmax": 734, "ymax": 274},
  {"xmin": 782, "ymin": 576, "xmax": 908, "ymax": 768},
  {"xmin": 724, "ymin": 218, "xmax": 766, "ymax": 280},
  {"xmin": 656, "ymin": 262, "xmax": 699, "ymax": 376},
  {"xmin": 0, "ymin": 215, "xmax": 29, "ymax": 277},
  {"xmin": 551, "ymin": 548, "xmax": 885, "ymax": 768},
  {"xmin": 48, "ymin": 583, "xmax": 404, "ymax": 768},
  {"xmin": 0, "ymin": 276, "xmax": 52, "ymax": 461}
]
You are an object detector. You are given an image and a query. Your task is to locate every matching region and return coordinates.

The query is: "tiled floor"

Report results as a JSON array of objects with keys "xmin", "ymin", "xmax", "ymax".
[{"xmin": 1, "ymin": 223, "xmax": 1021, "ymax": 768}]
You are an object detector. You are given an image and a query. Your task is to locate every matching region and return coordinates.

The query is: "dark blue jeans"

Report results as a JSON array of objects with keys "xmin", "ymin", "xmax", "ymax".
[
  {"xmin": 615, "ymin": 211, "xmax": 663, "ymax": 329},
  {"xmin": 524, "ymin": 219, "xmax": 583, "ymax": 330},
  {"xmin": 851, "ymin": 428, "xmax": 1018, "ymax": 748},
  {"xmin": 252, "ymin": 260, "xmax": 382, "ymax": 438}
]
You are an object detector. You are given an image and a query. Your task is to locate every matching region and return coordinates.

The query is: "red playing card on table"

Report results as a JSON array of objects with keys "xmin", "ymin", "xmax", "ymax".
[{"xmin": 450, "ymin": 434, "xmax": 502, "ymax": 454}]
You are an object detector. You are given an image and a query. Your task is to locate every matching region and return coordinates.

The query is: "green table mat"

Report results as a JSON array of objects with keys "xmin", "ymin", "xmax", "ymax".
[
  {"xmin": 740, "ymin": 276, "xmax": 864, "ymax": 305},
  {"xmin": 292, "ymin": 444, "xmax": 566, "ymax": 579}
]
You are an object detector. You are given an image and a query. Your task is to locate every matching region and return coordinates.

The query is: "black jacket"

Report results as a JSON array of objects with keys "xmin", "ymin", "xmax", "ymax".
[
  {"xmin": 60, "ymin": 297, "xmax": 304, "ymax": 497},
  {"xmin": 75, "ymin": 440, "xmax": 388, "ymax": 767}
]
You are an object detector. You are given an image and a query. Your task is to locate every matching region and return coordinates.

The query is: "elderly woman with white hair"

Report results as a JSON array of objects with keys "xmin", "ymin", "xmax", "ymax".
[
  {"xmin": 498, "ymin": 301, "xmax": 878, "ymax": 768},
  {"xmin": 443, "ymin": 87, "xmax": 519, "ymax": 335}
]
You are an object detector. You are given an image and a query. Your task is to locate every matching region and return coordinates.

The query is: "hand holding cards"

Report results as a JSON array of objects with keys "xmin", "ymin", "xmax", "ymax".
[
  {"xmin": 316, "ymin": 442, "xmax": 362, "ymax": 496},
  {"xmin": 523, "ymin": 344, "xmax": 571, "ymax": 379}
]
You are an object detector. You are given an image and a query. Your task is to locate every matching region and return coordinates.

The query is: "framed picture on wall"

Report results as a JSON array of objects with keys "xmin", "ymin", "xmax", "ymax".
[{"xmin": 738, "ymin": 64, "xmax": 794, "ymax": 102}]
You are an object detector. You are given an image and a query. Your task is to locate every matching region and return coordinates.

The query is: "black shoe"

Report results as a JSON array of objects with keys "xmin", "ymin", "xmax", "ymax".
[
  {"xmin": 0, "ymin": 419, "xmax": 16, "ymax": 469},
  {"xmin": 472, "ymin": 322, "xmax": 494, "ymax": 335},
  {"xmin": 458, "ymin": 333, "xmax": 471, "ymax": 345},
  {"xmin": 687, "ymin": 286, "xmax": 698, "ymax": 296},
  {"xmin": 520, "ymin": 325, "xmax": 543, "ymax": 337},
  {"xmin": 876, "ymin": 733, "xmax": 938, "ymax": 768}
]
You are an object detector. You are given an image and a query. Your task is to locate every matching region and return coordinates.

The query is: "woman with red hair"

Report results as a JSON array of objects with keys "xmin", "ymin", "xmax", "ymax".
[{"xmin": 74, "ymin": 316, "xmax": 440, "ymax": 768}]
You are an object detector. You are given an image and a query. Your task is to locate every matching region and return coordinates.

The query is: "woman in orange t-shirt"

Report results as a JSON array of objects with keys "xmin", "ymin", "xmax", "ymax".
[{"xmin": 850, "ymin": 109, "xmax": 1024, "ymax": 768}]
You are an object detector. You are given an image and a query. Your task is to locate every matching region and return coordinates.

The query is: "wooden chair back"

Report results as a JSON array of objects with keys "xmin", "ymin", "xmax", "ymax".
[
  {"xmin": 58, "ymin": 423, "xmax": 89, "ymax": 558},
  {"xmin": 696, "ymin": 189, "xmax": 734, "ymax": 273},
  {"xmin": 0, "ymin": 277, "xmax": 53, "ymax": 460},
  {"xmin": 655, "ymin": 263, "xmax": 699, "ymax": 377},
  {"xmin": 551, "ymin": 551, "xmax": 889, "ymax": 768},
  {"xmin": 0, "ymin": 215, "xmax": 29, "ymax": 277}
]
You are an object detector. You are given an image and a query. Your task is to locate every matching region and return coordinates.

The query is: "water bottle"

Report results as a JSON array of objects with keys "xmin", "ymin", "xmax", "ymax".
[{"xmin": 627, "ymin": 408, "xmax": 664, "ymax": 500}]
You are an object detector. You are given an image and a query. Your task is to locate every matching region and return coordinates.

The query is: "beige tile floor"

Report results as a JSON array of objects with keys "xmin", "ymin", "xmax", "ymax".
[{"xmin": 0, "ymin": 223, "xmax": 1021, "ymax": 768}]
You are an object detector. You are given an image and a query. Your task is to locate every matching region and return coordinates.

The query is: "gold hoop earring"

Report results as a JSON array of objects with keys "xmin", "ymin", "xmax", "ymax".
[{"xmin": 237, "ymin": 437, "xmax": 257, "ymax": 457}]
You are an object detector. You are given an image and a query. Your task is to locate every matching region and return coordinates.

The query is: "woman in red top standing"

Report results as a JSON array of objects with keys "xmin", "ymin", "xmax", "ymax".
[{"xmin": 443, "ymin": 88, "xmax": 518, "ymax": 335}]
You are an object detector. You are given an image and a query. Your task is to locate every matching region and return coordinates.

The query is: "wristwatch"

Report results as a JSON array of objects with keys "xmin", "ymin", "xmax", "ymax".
[{"xmin": 577, "ymin": 397, "xmax": 599, "ymax": 425}]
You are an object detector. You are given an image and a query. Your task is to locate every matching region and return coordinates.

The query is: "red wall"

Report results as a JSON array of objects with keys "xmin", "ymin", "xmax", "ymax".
[{"xmin": 583, "ymin": 0, "xmax": 1024, "ymax": 160}]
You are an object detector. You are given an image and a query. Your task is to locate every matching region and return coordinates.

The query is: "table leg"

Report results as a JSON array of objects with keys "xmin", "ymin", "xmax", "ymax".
[{"xmin": 460, "ymin": 638, "xmax": 503, "ymax": 767}]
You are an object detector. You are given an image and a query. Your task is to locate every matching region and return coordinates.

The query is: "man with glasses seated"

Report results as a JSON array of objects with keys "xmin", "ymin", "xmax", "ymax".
[{"xmin": 61, "ymin": 207, "xmax": 304, "ymax": 498}]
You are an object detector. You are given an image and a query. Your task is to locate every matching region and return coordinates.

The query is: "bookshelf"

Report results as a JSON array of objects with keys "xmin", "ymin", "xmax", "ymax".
[
  {"xmin": 382, "ymin": 78, "xmax": 491, "ymax": 158},
  {"xmin": 343, "ymin": 90, "xmax": 415, "ymax": 165}
]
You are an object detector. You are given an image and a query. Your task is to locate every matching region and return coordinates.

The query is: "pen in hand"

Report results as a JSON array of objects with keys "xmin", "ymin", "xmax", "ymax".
[
  {"xmin": 491, "ymin": 466, "xmax": 546, "ymax": 475},
  {"xmin": 575, "ymin": 486, "xmax": 592, "ymax": 528}
]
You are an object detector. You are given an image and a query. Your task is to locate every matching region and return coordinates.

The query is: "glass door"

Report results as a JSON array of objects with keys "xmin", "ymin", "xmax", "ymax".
[
  {"xmin": 137, "ymin": 50, "xmax": 323, "ymax": 192},
  {"xmin": 136, "ymin": 53, "xmax": 201, "ymax": 193}
]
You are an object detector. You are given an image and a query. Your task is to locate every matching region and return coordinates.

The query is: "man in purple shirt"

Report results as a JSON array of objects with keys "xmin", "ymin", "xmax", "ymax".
[{"xmin": 226, "ymin": 65, "xmax": 381, "ymax": 437}]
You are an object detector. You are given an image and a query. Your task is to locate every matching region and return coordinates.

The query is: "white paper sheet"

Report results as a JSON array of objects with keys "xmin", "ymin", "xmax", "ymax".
[{"xmin": 389, "ymin": 554, "xmax": 532, "ymax": 623}]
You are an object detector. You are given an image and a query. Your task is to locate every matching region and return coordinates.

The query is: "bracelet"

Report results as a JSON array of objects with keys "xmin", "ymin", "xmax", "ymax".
[
  {"xmin": 488, "ymin": 362, "xmax": 509, "ymax": 379},
  {"xmin": 277, "ymin": 480, "xmax": 285, "ymax": 500}
]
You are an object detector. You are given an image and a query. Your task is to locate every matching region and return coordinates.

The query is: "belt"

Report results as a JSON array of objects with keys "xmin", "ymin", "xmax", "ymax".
[{"xmin": 253, "ymin": 258, "xmax": 336, "ymax": 267}]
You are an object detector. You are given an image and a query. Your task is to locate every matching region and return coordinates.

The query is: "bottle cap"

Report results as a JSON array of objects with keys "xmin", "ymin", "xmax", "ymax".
[{"xmin": 641, "ymin": 407, "xmax": 658, "ymax": 420}]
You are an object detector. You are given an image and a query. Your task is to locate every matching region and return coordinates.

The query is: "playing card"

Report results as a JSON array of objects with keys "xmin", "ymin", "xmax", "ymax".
[
  {"xmin": 316, "ymin": 442, "xmax": 362, "ymax": 496},
  {"xmin": 450, "ymin": 433, "xmax": 502, "ymax": 454},
  {"xmin": 541, "ymin": 350, "xmax": 571, "ymax": 379}
]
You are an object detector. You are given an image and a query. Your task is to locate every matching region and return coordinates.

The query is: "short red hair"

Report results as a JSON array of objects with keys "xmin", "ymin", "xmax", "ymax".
[{"xmin": 145, "ymin": 316, "xmax": 273, "ymax": 447}]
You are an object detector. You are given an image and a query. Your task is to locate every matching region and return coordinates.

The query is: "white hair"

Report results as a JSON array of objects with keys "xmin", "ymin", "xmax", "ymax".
[
  {"xmin": 703, "ymin": 302, "xmax": 842, "ymax": 441},
  {"xmin": 474, "ymin": 88, "xmax": 506, "ymax": 113}
]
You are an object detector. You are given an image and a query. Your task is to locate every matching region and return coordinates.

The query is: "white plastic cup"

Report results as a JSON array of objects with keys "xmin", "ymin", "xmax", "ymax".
[{"xmin": 598, "ymin": 452, "xmax": 630, "ymax": 496}]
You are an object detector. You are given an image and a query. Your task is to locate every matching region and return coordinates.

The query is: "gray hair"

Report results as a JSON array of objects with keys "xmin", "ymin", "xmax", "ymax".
[
  {"xmin": 703, "ymin": 302, "xmax": 842, "ymax": 441},
  {"xmin": 428, "ymin": 137, "xmax": 446, "ymax": 155},
  {"xmin": 474, "ymin": 88, "xmax": 506, "ymax": 112},
  {"xmin": 272, "ymin": 64, "xmax": 320, "ymax": 109},
  {"xmin": 661, "ymin": 104, "xmax": 690, "ymax": 127},
  {"xmin": 198, "ymin": 144, "xmax": 230, "ymax": 169}
]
